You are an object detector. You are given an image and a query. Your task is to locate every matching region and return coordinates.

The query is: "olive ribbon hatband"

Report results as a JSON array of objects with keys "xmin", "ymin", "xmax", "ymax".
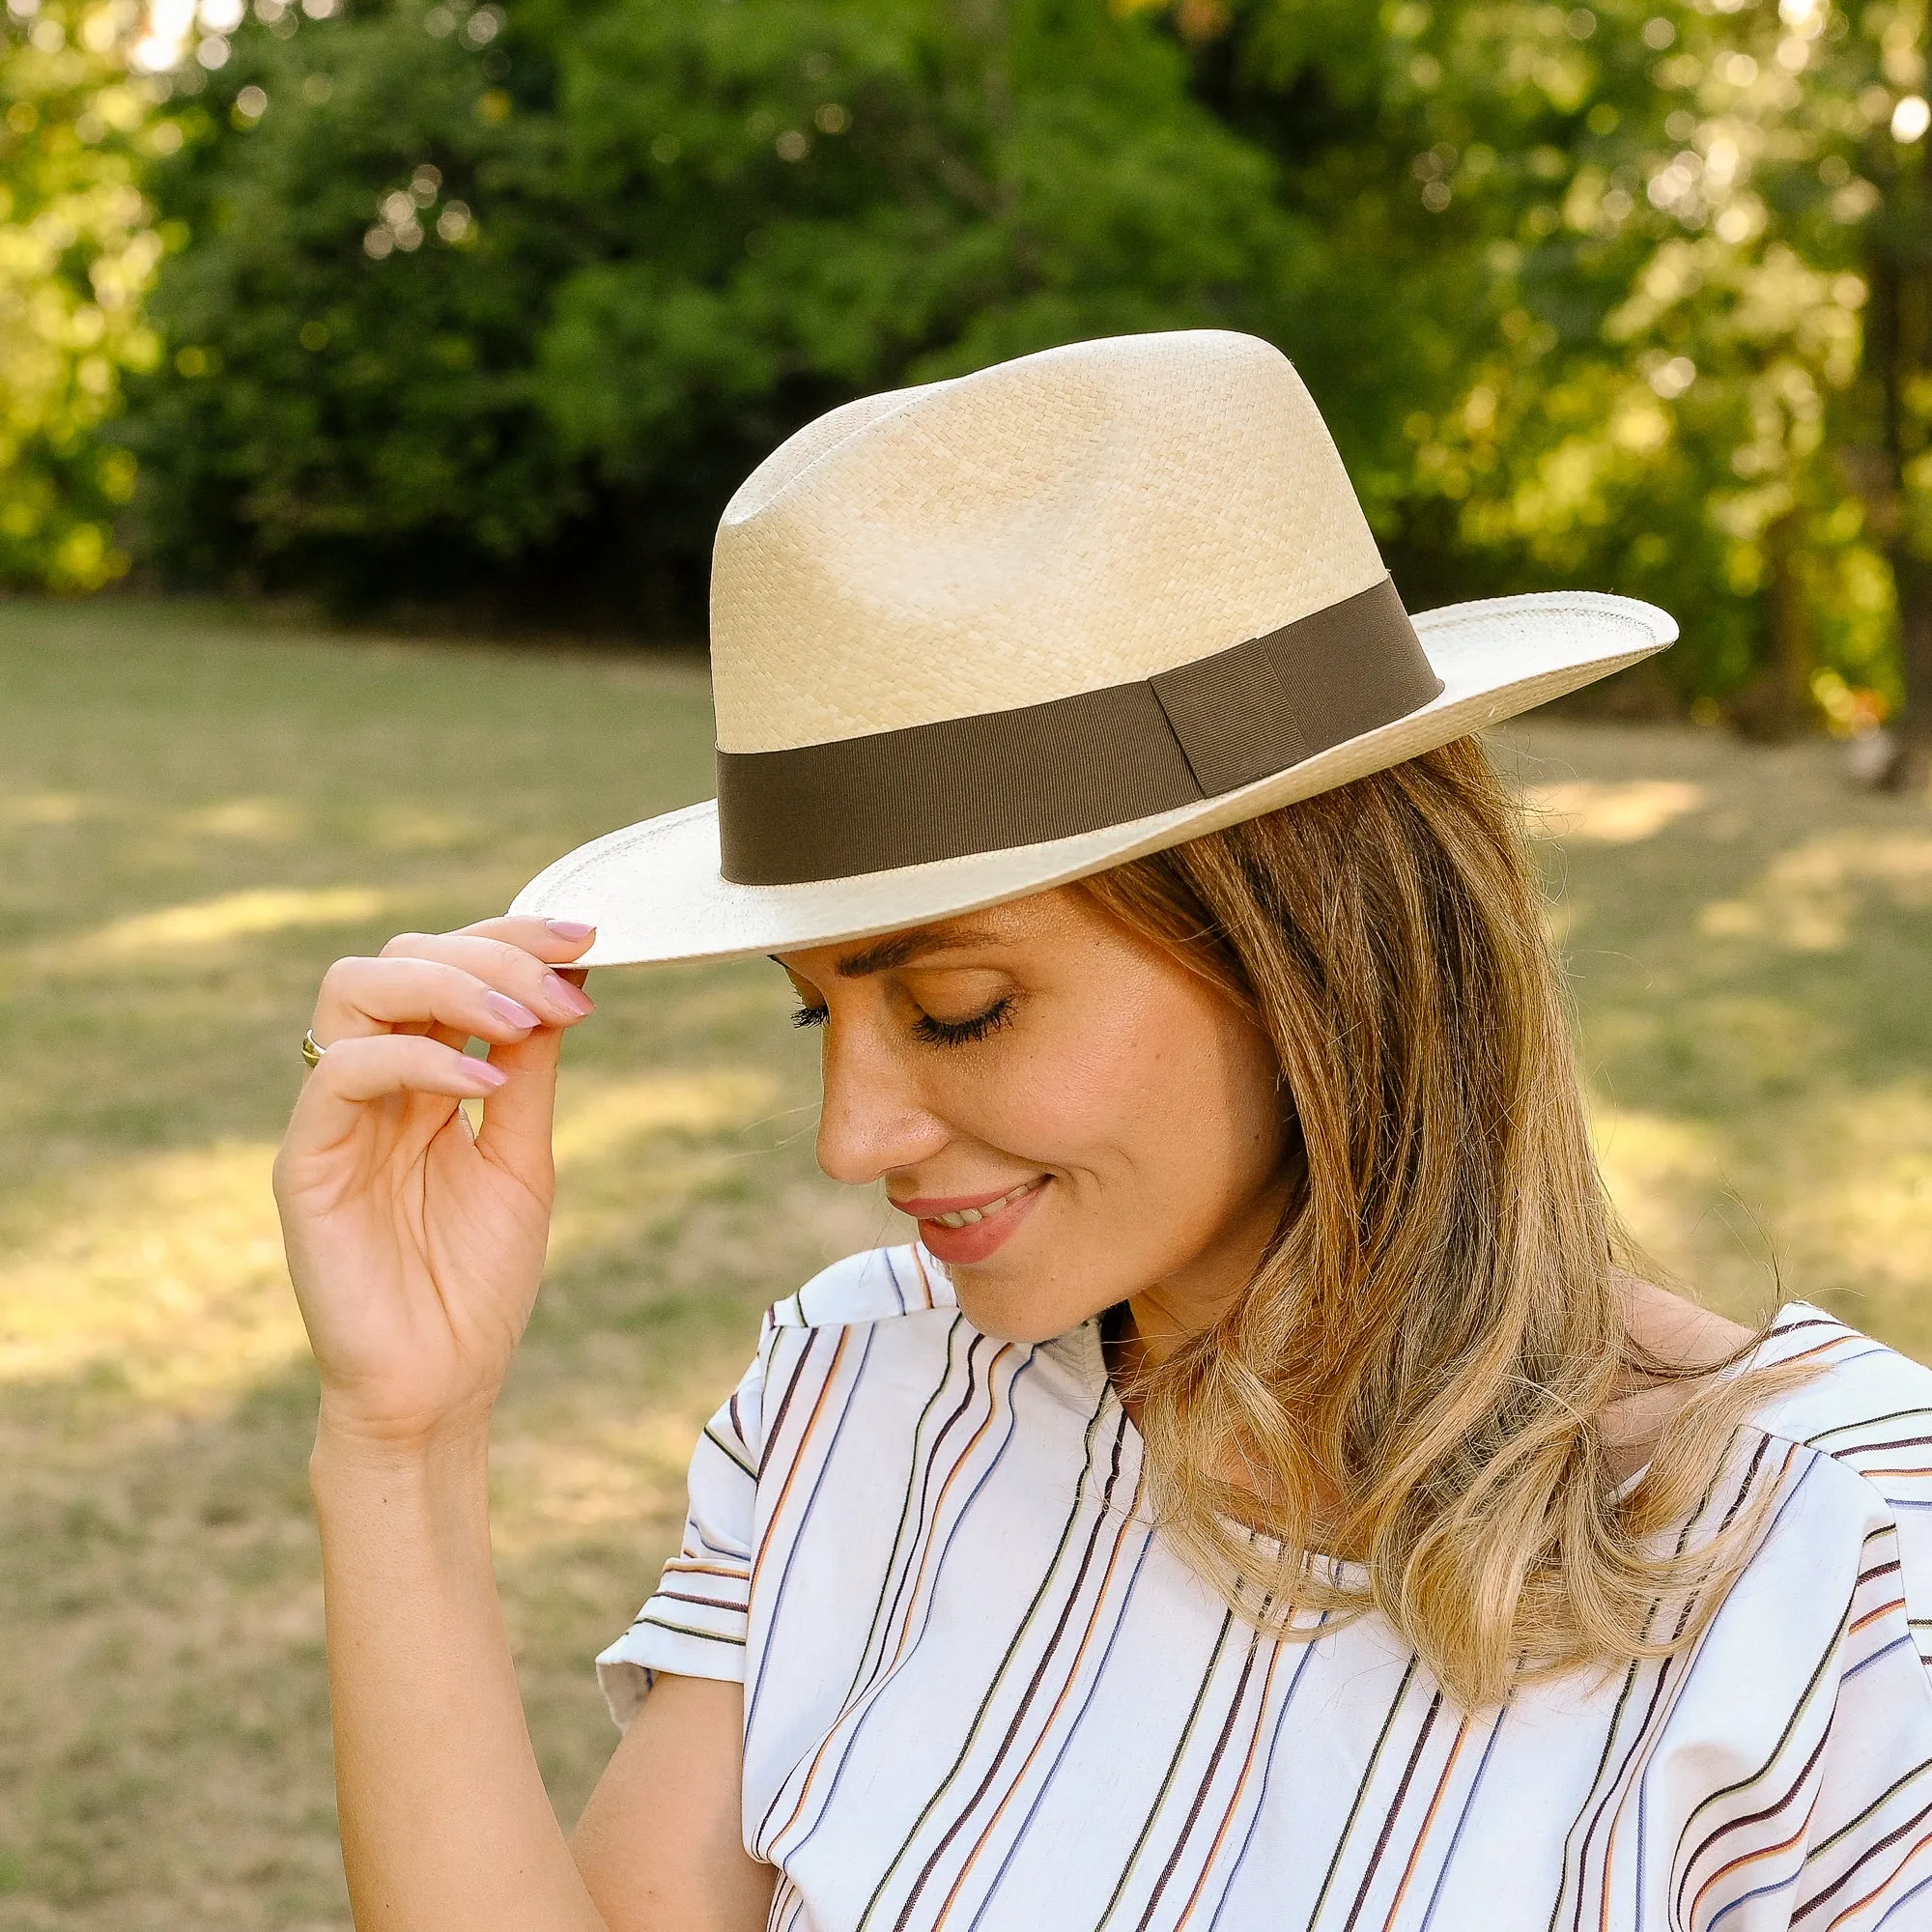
[{"xmin": 714, "ymin": 576, "xmax": 1443, "ymax": 888}]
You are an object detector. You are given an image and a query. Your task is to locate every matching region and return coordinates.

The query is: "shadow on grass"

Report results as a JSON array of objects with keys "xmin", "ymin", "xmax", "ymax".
[{"xmin": 1, "ymin": 606, "xmax": 1926, "ymax": 1926}]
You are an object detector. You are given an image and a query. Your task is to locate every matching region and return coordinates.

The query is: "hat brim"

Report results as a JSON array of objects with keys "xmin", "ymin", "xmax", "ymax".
[{"xmin": 509, "ymin": 591, "xmax": 1673, "ymax": 967}]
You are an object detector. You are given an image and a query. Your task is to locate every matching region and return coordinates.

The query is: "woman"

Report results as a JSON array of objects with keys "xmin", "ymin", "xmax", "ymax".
[{"xmin": 275, "ymin": 333, "xmax": 1932, "ymax": 1932}]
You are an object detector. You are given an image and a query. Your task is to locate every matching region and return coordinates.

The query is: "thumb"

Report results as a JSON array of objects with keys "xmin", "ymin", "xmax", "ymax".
[{"xmin": 472, "ymin": 1014, "xmax": 568, "ymax": 1180}]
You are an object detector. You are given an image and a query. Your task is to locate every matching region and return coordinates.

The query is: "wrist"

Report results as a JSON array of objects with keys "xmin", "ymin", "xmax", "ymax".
[
  {"xmin": 309, "ymin": 1422, "xmax": 497, "ymax": 1590},
  {"xmin": 311, "ymin": 1406, "xmax": 494, "ymax": 1505},
  {"xmin": 313, "ymin": 1382, "xmax": 497, "ymax": 1459}
]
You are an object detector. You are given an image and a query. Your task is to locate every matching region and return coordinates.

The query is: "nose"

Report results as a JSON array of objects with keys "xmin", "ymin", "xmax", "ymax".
[{"xmin": 814, "ymin": 1016, "xmax": 949, "ymax": 1187}]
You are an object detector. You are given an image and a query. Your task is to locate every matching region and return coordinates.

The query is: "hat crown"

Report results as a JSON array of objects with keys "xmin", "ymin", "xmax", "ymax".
[{"xmin": 709, "ymin": 331, "xmax": 1388, "ymax": 755}]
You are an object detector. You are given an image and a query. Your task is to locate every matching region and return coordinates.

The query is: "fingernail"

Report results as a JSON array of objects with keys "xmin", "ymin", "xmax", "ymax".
[
  {"xmin": 468, "ymin": 1059, "xmax": 509, "ymax": 1089},
  {"xmin": 484, "ymin": 991, "xmax": 542, "ymax": 1032},
  {"xmin": 545, "ymin": 919, "xmax": 595, "ymax": 941},
  {"xmin": 542, "ymin": 972, "xmax": 595, "ymax": 1017}
]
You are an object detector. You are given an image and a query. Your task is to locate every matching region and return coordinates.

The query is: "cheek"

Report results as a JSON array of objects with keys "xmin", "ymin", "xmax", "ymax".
[
  {"xmin": 966, "ymin": 1005, "xmax": 1175, "ymax": 1165},
  {"xmin": 1118, "ymin": 1003, "xmax": 1285, "ymax": 1211},
  {"xmin": 987, "ymin": 985, "xmax": 1283, "ymax": 1199},
  {"xmin": 934, "ymin": 980, "xmax": 1286, "ymax": 1342}
]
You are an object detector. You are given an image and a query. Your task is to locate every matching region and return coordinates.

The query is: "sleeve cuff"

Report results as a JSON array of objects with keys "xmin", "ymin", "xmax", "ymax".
[{"xmin": 595, "ymin": 1616, "xmax": 747, "ymax": 1731}]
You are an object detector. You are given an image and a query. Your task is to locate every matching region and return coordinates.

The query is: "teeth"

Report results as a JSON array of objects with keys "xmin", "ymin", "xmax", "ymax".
[{"xmin": 930, "ymin": 1179, "xmax": 1038, "ymax": 1230}]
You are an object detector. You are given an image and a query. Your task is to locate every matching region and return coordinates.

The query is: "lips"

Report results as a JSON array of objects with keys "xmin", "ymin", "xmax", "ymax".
[
  {"xmin": 900, "ymin": 1179, "xmax": 1041, "ymax": 1229},
  {"xmin": 890, "ymin": 1176, "xmax": 1049, "ymax": 1265}
]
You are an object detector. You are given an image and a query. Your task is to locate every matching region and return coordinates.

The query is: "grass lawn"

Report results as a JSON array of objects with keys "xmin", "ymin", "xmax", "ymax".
[{"xmin": 1, "ymin": 598, "xmax": 1928, "ymax": 1927}]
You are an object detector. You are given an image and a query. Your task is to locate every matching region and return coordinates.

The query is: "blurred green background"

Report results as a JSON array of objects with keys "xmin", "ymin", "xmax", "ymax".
[{"xmin": 8, "ymin": 0, "xmax": 1932, "ymax": 759}]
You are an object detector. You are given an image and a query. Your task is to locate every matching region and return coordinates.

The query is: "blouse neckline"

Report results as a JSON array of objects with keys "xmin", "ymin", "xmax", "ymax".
[{"xmin": 1061, "ymin": 1293, "xmax": 1818, "ymax": 1558}]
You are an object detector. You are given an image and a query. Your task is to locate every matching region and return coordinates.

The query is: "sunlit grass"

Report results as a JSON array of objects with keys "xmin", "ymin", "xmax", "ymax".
[
  {"xmin": 1695, "ymin": 828, "xmax": 1932, "ymax": 951},
  {"xmin": 1494, "ymin": 720, "xmax": 1932, "ymax": 1355},
  {"xmin": 0, "ymin": 1139, "xmax": 296, "ymax": 1406},
  {"xmin": 74, "ymin": 886, "xmax": 394, "ymax": 957},
  {"xmin": 0, "ymin": 600, "xmax": 873, "ymax": 1927},
  {"xmin": 0, "ymin": 600, "xmax": 1926, "ymax": 1926},
  {"xmin": 1520, "ymin": 777, "xmax": 1706, "ymax": 842}
]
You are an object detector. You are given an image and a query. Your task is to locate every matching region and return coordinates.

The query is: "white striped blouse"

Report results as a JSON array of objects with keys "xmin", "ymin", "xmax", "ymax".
[{"xmin": 597, "ymin": 1244, "xmax": 1932, "ymax": 1931}]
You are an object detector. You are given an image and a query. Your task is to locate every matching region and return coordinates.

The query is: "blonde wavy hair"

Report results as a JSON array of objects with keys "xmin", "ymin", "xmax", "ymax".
[{"xmin": 1082, "ymin": 735, "xmax": 1808, "ymax": 1711}]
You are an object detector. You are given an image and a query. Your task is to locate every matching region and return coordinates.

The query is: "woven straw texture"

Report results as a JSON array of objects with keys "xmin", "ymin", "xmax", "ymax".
[{"xmin": 710, "ymin": 331, "xmax": 1386, "ymax": 754}]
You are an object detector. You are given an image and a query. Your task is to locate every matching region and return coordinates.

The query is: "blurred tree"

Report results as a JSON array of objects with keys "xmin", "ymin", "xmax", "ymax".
[
  {"xmin": 121, "ymin": 0, "xmax": 585, "ymax": 609},
  {"xmin": 1162, "ymin": 0, "xmax": 1913, "ymax": 745},
  {"xmin": 43, "ymin": 0, "xmax": 1932, "ymax": 749},
  {"xmin": 0, "ymin": 0, "xmax": 167, "ymax": 589},
  {"xmin": 1786, "ymin": 0, "xmax": 1932, "ymax": 784},
  {"xmin": 1153, "ymin": 5, "xmax": 1795, "ymax": 715},
  {"xmin": 128, "ymin": 0, "xmax": 1328, "ymax": 620}
]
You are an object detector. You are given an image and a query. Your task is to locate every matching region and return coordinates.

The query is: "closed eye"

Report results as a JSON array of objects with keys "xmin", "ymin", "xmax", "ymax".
[
  {"xmin": 912, "ymin": 997, "xmax": 1014, "ymax": 1048},
  {"xmin": 788, "ymin": 996, "xmax": 1014, "ymax": 1044}
]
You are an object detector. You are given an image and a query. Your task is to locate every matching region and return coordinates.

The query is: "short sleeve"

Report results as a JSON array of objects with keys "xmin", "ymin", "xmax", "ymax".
[{"xmin": 595, "ymin": 1343, "xmax": 766, "ymax": 1730}]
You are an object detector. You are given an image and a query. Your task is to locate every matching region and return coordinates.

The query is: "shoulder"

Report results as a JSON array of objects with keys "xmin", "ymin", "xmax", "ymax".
[
  {"xmin": 688, "ymin": 1246, "xmax": 958, "ymax": 1484},
  {"xmin": 1742, "ymin": 1304, "xmax": 1932, "ymax": 1663},
  {"xmin": 763, "ymin": 1241, "xmax": 956, "ymax": 1333},
  {"xmin": 1745, "ymin": 1304, "xmax": 1932, "ymax": 1474},
  {"xmin": 1653, "ymin": 1312, "xmax": 1932, "ymax": 1920}
]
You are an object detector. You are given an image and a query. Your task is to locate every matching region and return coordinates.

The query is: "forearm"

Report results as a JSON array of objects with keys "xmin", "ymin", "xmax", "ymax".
[{"xmin": 312, "ymin": 1421, "xmax": 607, "ymax": 1932}]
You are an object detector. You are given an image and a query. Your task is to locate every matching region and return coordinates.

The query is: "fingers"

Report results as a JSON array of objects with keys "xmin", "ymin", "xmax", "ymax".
[
  {"xmin": 314, "ymin": 955, "xmax": 552, "ymax": 1050},
  {"xmin": 374, "ymin": 930, "xmax": 596, "ymax": 1032},
  {"xmin": 321, "ymin": 1033, "xmax": 507, "ymax": 1101},
  {"xmin": 470, "ymin": 1013, "xmax": 568, "ymax": 1174},
  {"xmin": 421, "ymin": 927, "xmax": 593, "ymax": 1174},
  {"xmin": 312, "ymin": 924, "xmax": 595, "ymax": 1051},
  {"xmin": 293, "ymin": 916, "xmax": 597, "ymax": 1173},
  {"xmin": 287, "ymin": 1033, "xmax": 506, "ymax": 1153},
  {"xmin": 457, "ymin": 914, "xmax": 597, "ymax": 965}
]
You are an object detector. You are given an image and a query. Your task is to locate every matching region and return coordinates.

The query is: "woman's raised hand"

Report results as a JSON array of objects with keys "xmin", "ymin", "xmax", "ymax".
[{"xmin": 273, "ymin": 916, "xmax": 598, "ymax": 1451}]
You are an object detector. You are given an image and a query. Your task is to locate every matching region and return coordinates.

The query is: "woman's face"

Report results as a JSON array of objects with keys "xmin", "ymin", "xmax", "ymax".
[{"xmin": 778, "ymin": 887, "xmax": 1293, "ymax": 1346}]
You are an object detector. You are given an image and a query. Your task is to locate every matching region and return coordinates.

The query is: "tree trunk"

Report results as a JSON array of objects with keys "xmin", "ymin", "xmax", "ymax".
[
  {"xmin": 1885, "ymin": 547, "xmax": 1932, "ymax": 789},
  {"xmin": 1730, "ymin": 510, "xmax": 1814, "ymax": 740},
  {"xmin": 1870, "ymin": 16, "xmax": 1932, "ymax": 791}
]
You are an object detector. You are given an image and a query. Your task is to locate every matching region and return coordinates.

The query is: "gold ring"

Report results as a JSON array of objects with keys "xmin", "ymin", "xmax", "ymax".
[{"xmin": 300, "ymin": 1028, "xmax": 327, "ymax": 1069}]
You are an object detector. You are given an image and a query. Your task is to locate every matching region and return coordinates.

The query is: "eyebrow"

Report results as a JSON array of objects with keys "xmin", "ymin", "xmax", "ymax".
[{"xmin": 832, "ymin": 925, "xmax": 1001, "ymax": 979}]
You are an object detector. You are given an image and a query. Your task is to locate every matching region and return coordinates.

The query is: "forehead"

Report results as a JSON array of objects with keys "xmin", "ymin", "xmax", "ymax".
[{"xmin": 777, "ymin": 891, "xmax": 1082, "ymax": 980}]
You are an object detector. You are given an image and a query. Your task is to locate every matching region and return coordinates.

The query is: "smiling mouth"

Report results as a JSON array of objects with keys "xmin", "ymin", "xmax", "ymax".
[{"xmin": 923, "ymin": 1178, "xmax": 1045, "ymax": 1230}]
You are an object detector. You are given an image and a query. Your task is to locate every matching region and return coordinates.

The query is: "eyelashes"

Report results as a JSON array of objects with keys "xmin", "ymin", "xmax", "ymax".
[
  {"xmin": 912, "ymin": 997, "xmax": 1014, "ymax": 1047},
  {"xmin": 788, "ymin": 997, "xmax": 1015, "ymax": 1048}
]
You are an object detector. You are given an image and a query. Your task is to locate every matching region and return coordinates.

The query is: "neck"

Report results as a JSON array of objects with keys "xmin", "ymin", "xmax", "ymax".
[
  {"xmin": 1108, "ymin": 1209, "xmax": 1293, "ymax": 1425},
  {"xmin": 1120, "ymin": 1166, "xmax": 1297, "ymax": 1377}
]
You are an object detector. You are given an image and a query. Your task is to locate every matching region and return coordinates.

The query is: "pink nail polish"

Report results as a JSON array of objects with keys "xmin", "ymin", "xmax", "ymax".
[
  {"xmin": 543, "ymin": 972, "xmax": 595, "ymax": 1016},
  {"xmin": 469, "ymin": 1060, "xmax": 509, "ymax": 1089},
  {"xmin": 545, "ymin": 919, "xmax": 595, "ymax": 941},
  {"xmin": 484, "ymin": 990, "xmax": 542, "ymax": 1031}
]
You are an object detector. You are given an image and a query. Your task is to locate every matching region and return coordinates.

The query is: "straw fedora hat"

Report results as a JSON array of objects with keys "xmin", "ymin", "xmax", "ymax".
[{"xmin": 511, "ymin": 330, "xmax": 1673, "ymax": 966}]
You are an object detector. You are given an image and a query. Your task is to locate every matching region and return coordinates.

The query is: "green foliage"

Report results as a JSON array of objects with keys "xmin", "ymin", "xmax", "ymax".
[
  {"xmin": 0, "ymin": 0, "xmax": 167, "ymax": 589},
  {"xmin": 8, "ymin": 0, "xmax": 1929, "ymax": 720},
  {"xmin": 124, "ymin": 0, "xmax": 582, "ymax": 603},
  {"xmin": 128, "ymin": 0, "xmax": 1326, "ymax": 613},
  {"xmin": 1181, "ymin": 0, "xmax": 1916, "ymax": 718}
]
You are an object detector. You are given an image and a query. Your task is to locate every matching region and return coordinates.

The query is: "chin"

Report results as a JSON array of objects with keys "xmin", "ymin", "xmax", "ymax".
[
  {"xmin": 945, "ymin": 1261, "xmax": 1106, "ymax": 1347},
  {"xmin": 958, "ymin": 1305, "xmax": 1070, "ymax": 1346}
]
